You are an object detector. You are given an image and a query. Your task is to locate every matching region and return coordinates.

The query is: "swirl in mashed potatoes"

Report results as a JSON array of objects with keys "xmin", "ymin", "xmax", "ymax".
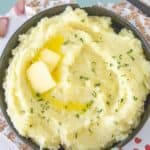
[{"xmin": 4, "ymin": 7, "xmax": 150, "ymax": 150}]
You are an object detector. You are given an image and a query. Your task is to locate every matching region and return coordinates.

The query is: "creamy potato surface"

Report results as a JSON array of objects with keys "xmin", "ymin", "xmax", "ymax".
[{"xmin": 4, "ymin": 7, "xmax": 150, "ymax": 150}]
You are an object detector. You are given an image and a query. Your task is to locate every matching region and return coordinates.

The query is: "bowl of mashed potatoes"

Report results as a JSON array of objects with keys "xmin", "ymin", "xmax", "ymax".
[{"xmin": 0, "ymin": 4, "xmax": 150, "ymax": 150}]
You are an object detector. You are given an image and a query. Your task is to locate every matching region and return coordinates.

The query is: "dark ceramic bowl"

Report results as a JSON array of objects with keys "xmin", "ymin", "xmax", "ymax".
[{"xmin": 0, "ymin": 4, "xmax": 150, "ymax": 150}]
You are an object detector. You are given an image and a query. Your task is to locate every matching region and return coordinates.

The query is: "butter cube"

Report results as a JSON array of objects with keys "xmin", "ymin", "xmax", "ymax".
[
  {"xmin": 27, "ymin": 61, "xmax": 56, "ymax": 93},
  {"xmin": 40, "ymin": 49, "xmax": 60, "ymax": 71}
]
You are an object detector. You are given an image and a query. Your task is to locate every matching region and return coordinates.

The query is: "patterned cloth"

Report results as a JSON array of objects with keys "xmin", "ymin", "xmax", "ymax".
[{"xmin": 0, "ymin": 0, "xmax": 150, "ymax": 150}]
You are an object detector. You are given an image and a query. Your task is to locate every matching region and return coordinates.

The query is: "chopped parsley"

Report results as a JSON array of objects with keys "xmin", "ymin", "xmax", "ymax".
[
  {"xmin": 82, "ymin": 108, "xmax": 87, "ymax": 113},
  {"xmin": 91, "ymin": 68, "xmax": 96, "ymax": 73},
  {"xmin": 36, "ymin": 93, "xmax": 43, "ymax": 101},
  {"xmin": 75, "ymin": 132, "xmax": 78, "ymax": 139},
  {"xmin": 97, "ymin": 109, "xmax": 103, "ymax": 113},
  {"xmin": 119, "ymin": 54, "xmax": 122, "ymax": 59},
  {"xmin": 47, "ymin": 119, "xmax": 50, "ymax": 122},
  {"xmin": 36, "ymin": 93, "xmax": 40, "ymax": 97},
  {"xmin": 81, "ymin": 19, "xmax": 85, "ymax": 22},
  {"xmin": 112, "ymin": 56, "xmax": 116, "ymax": 59},
  {"xmin": 127, "ymin": 49, "xmax": 135, "ymax": 61},
  {"xmin": 118, "ymin": 63, "xmax": 129, "ymax": 69},
  {"xmin": 114, "ymin": 121, "xmax": 118, "ymax": 125},
  {"xmin": 133, "ymin": 96, "xmax": 138, "ymax": 101},
  {"xmin": 63, "ymin": 40, "xmax": 70, "ymax": 45},
  {"xmin": 30, "ymin": 108, "xmax": 33, "ymax": 113},
  {"xmin": 20, "ymin": 110, "xmax": 25, "ymax": 113},
  {"xmin": 80, "ymin": 76, "xmax": 89, "ymax": 80},
  {"xmin": 74, "ymin": 34, "xmax": 78, "ymax": 38},
  {"xmin": 59, "ymin": 122, "xmax": 62, "ymax": 125},
  {"xmin": 124, "ymin": 63, "xmax": 129, "ymax": 67},
  {"xmin": 94, "ymin": 83, "xmax": 101, "ymax": 87},
  {"xmin": 127, "ymin": 49, "xmax": 133, "ymax": 54},
  {"xmin": 121, "ymin": 74, "xmax": 126, "ymax": 77},
  {"xmin": 106, "ymin": 101, "xmax": 110, "ymax": 105},
  {"xmin": 91, "ymin": 61, "xmax": 96, "ymax": 65},
  {"xmin": 29, "ymin": 124, "xmax": 33, "ymax": 128},
  {"xmin": 117, "ymin": 61, "xmax": 121, "ymax": 65},
  {"xmin": 88, "ymin": 128, "xmax": 93, "ymax": 134},
  {"xmin": 86, "ymin": 100, "xmax": 94, "ymax": 108},
  {"xmin": 91, "ymin": 91, "xmax": 97, "ymax": 98},
  {"xmin": 38, "ymin": 98, "xmax": 43, "ymax": 101},
  {"xmin": 115, "ymin": 109, "xmax": 118, "ymax": 112},
  {"xmin": 41, "ymin": 110, "xmax": 45, "ymax": 114},
  {"xmin": 94, "ymin": 40, "xmax": 101, "ymax": 43},
  {"xmin": 120, "ymin": 98, "xmax": 124, "ymax": 103},
  {"xmin": 97, "ymin": 116, "xmax": 100, "ymax": 119},
  {"xmin": 75, "ymin": 114, "xmax": 80, "ymax": 118},
  {"xmin": 52, "ymin": 95, "xmax": 56, "ymax": 98},
  {"xmin": 109, "ymin": 63, "xmax": 113, "ymax": 67},
  {"xmin": 64, "ymin": 105, "xmax": 68, "ymax": 109},
  {"xmin": 80, "ymin": 38, "xmax": 84, "ymax": 43},
  {"xmin": 130, "ymin": 56, "xmax": 135, "ymax": 61}
]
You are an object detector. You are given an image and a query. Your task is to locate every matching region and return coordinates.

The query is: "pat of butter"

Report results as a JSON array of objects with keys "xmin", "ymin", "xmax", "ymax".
[
  {"xmin": 27, "ymin": 61, "xmax": 56, "ymax": 93},
  {"xmin": 40, "ymin": 49, "xmax": 60, "ymax": 71}
]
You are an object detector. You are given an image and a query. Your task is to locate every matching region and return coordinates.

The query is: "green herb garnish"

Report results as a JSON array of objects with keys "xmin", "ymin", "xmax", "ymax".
[
  {"xmin": 63, "ymin": 41, "xmax": 70, "ymax": 45},
  {"xmin": 130, "ymin": 56, "xmax": 135, "ymax": 61},
  {"xmin": 109, "ymin": 63, "xmax": 113, "ymax": 67},
  {"xmin": 127, "ymin": 49, "xmax": 133, "ymax": 54},
  {"xmin": 30, "ymin": 108, "xmax": 33, "ymax": 113},
  {"xmin": 117, "ymin": 61, "xmax": 121, "ymax": 65},
  {"xmin": 64, "ymin": 105, "xmax": 68, "ymax": 109},
  {"xmin": 88, "ymin": 128, "xmax": 93, "ymax": 133},
  {"xmin": 75, "ymin": 114, "xmax": 80, "ymax": 118},
  {"xmin": 97, "ymin": 109, "xmax": 103, "ymax": 113},
  {"xmin": 29, "ymin": 124, "xmax": 33, "ymax": 127},
  {"xmin": 87, "ymin": 100, "xmax": 94, "ymax": 108},
  {"xmin": 36, "ymin": 93, "xmax": 40, "ymax": 97},
  {"xmin": 75, "ymin": 132, "xmax": 78, "ymax": 139},
  {"xmin": 119, "ymin": 54, "xmax": 122, "ymax": 59},
  {"xmin": 127, "ymin": 49, "xmax": 135, "ymax": 61},
  {"xmin": 91, "ymin": 91, "xmax": 97, "ymax": 98},
  {"xmin": 91, "ymin": 68, "xmax": 96, "ymax": 73},
  {"xmin": 80, "ymin": 76, "xmax": 89, "ymax": 80},
  {"xmin": 74, "ymin": 34, "xmax": 78, "ymax": 38},
  {"xmin": 38, "ymin": 98, "xmax": 43, "ymax": 101},
  {"xmin": 81, "ymin": 19, "xmax": 85, "ymax": 22},
  {"xmin": 121, "ymin": 74, "xmax": 126, "ymax": 77},
  {"xmin": 82, "ymin": 108, "xmax": 87, "ymax": 113},
  {"xmin": 94, "ymin": 83, "xmax": 101, "ymax": 87},
  {"xmin": 80, "ymin": 38, "xmax": 84, "ymax": 43},
  {"xmin": 114, "ymin": 121, "xmax": 118, "ymax": 125},
  {"xmin": 118, "ymin": 63, "xmax": 129, "ymax": 69},
  {"xmin": 120, "ymin": 98, "xmax": 124, "ymax": 103},
  {"xmin": 91, "ymin": 61, "xmax": 96, "ymax": 65},
  {"xmin": 133, "ymin": 96, "xmax": 138, "ymax": 101},
  {"xmin": 112, "ymin": 56, "xmax": 116, "ymax": 59},
  {"xmin": 41, "ymin": 110, "xmax": 45, "ymax": 113},
  {"xmin": 106, "ymin": 101, "xmax": 110, "ymax": 105}
]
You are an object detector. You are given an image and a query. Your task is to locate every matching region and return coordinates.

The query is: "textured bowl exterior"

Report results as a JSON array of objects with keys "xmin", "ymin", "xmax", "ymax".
[{"xmin": 0, "ymin": 4, "xmax": 150, "ymax": 150}]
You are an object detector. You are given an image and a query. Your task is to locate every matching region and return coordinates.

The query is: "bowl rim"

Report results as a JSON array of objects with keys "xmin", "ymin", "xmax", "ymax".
[{"xmin": 0, "ymin": 3, "xmax": 150, "ymax": 150}]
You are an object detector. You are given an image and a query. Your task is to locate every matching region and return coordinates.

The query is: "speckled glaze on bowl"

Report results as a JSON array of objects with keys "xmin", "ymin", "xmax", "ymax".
[{"xmin": 0, "ymin": 4, "xmax": 150, "ymax": 150}]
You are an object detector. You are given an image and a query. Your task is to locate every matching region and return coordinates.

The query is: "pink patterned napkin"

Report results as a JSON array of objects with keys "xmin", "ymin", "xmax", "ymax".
[{"xmin": 0, "ymin": 0, "xmax": 149, "ymax": 150}]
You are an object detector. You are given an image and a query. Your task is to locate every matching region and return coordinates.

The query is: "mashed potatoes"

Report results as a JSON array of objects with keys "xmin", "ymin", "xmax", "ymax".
[{"xmin": 3, "ymin": 7, "xmax": 150, "ymax": 150}]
